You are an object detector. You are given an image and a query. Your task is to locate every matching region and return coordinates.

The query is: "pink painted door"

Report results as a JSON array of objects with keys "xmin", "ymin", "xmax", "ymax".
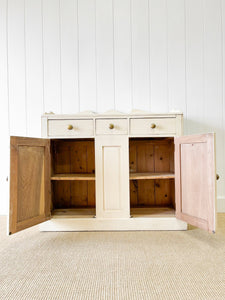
[{"xmin": 175, "ymin": 133, "xmax": 216, "ymax": 233}]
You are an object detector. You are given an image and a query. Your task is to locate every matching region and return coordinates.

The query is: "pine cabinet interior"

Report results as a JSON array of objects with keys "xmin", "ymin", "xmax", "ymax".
[{"xmin": 9, "ymin": 112, "xmax": 217, "ymax": 234}]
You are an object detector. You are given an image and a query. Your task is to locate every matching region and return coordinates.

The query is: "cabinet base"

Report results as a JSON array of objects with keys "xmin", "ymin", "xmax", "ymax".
[{"xmin": 39, "ymin": 217, "xmax": 187, "ymax": 231}]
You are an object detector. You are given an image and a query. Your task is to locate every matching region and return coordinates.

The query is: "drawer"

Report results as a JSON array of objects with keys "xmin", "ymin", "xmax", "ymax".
[
  {"xmin": 130, "ymin": 118, "xmax": 176, "ymax": 135},
  {"xmin": 96, "ymin": 119, "xmax": 128, "ymax": 135},
  {"xmin": 48, "ymin": 119, "xmax": 94, "ymax": 137}
]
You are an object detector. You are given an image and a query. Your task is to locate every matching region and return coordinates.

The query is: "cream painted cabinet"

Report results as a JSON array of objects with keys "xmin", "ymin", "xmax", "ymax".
[
  {"xmin": 95, "ymin": 136, "xmax": 129, "ymax": 219},
  {"xmin": 9, "ymin": 112, "xmax": 217, "ymax": 234}
]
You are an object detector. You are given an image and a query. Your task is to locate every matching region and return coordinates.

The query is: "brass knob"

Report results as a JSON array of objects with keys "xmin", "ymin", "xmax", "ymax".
[
  {"xmin": 67, "ymin": 124, "xmax": 73, "ymax": 130},
  {"xmin": 216, "ymin": 174, "xmax": 220, "ymax": 180},
  {"xmin": 151, "ymin": 123, "xmax": 156, "ymax": 129},
  {"xmin": 109, "ymin": 123, "xmax": 114, "ymax": 130}
]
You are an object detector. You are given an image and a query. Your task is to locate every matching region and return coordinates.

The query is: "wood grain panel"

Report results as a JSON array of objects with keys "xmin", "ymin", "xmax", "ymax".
[
  {"xmin": 70, "ymin": 143, "xmax": 88, "ymax": 173},
  {"xmin": 53, "ymin": 143, "xmax": 71, "ymax": 174},
  {"xmin": 129, "ymin": 138, "xmax": 174, "ymax": 173},
  {"xmin": 130, "ymin": 180, "xmax": 138, "ymax": 207},
  {"xmin": 51, "ymin": 139, "xmax": 95, "ymax": 209},
  {"xmin": 70, "ymin": 181, "xmax": 88, "ymax": 207},
  {"xmin": 9, "ymin": 137, "xmax": 51, "ymax": 234},
  {"xmin": 52, "ymin": 181, "xmax": 71, "ymax": 209},
  {"xmin": 51, "ymin": 174, "xmax": 95, "ymax": 180},
  {"xmin": 17, "ymin": 146, "xmax": 44, "ymax": 221},
  {"xmin": 130, "ymin": 179, "xmax": 174, "ymax": 208},
  {"xmin": 52, "ymin": 139, "xmax": 95, "ymax": 174},
  {"xmin": 180, "ymin": 143, "xmax": 208, "ymax": 219},
  {"xmin": 137, "ymin": 180, "xmax": 155, "ymax": 207},
  {"xmin": 175, "ymin": 133, "xmax": 216, "ymax": 232},
  {"xmin": 53, "ymin": 181, "xmax": 96, "ymax": 209},
  {"xmin": 155, "ymin": 179, "xmax": 174, "ymax": 207},
  {"xmin": 136, "ymin": 143, "xmax": 154, "ymax": 173},
  {"xmin": 129, "ymin": 143, "xmax": 137, "ymax": 173},
  {"xmin": 87, "ymin": 140, "xmax": 95, "ymax": 173},
  {"xmin": 155, "ymin": 144, "xmax": 173, "ymax": 172},
  {"xmin": 129, "ymin": 138, "xmax": 175, "ymax": 208},
  {"xmin": 130, "ymin": 173, "xmax": 174, "ymax": 180},
  {"xmin": 131, "ymin": 207, "xmax": 175, "ymax": 217},
  {"xmin": 88, "ymin": 181, "xmax": 96, "ymax": 207}
]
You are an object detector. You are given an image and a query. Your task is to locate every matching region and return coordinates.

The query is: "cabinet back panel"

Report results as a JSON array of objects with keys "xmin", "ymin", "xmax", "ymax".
[
  {"xmin": 155, "ymin": 145, "xmax": 174, "ymax": 172},
  {"xmin": 52, "ymin": 139, "xmax": 95, "ymax": 174},
  {"xmin": 129, "ymin": 138, "xmax": 175, "ymax": 208},
  {"xmin": 130, "ymin": 180, "xmax": 155, "ymax": 207},
  {"xmin": 155, "ymin": 179, "xmax": 175, "ymax": 207},
  {"xmin": 130, "ymin": 179, "xmax": 175, "ymax": 208},
  {"xmin": 51, "ymin": 139, "xmax": 95, "ymax": 209},
  {"xmin": 53, "ymin": 144, "xmax": 71, "ymax": 173},
  {"xmin": 129, "ymin": 138, "xmax": 174, "ymax": 173},
  {"xmin": 52, "ymin": 181, "xmax": 95, "ymax": 209}
]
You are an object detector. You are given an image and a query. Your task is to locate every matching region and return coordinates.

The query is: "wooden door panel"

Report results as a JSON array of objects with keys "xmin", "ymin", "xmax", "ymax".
[
  {"xmin": 175, "ymin": 133, "xmax": 216, "ymax": 232},
  {"xmin": 95, "ymin": 136, "xmax": 129, "ymax": 218},
  {"xmin": 10, "ymin": 137, "xmax": 51, "ymax": 234}
]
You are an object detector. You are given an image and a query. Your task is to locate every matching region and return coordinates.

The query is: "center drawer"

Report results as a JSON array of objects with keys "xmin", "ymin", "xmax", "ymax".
[
  {"xmin": 95, "ymin": 118, "xmax": 128, "ymax": 135},
  {"xmin": 48, "ymin": 119, "xmax": 94, "ymax": 137}
]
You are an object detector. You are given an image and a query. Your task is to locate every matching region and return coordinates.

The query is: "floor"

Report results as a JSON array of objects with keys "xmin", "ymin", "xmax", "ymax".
[{"xmin": 0, "ymin": 215, "xmax": 225, "ymax": 300}]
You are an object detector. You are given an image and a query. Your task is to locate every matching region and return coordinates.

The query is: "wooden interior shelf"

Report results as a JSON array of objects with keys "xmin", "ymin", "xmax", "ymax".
[
  {"xmin": 130, "ymin": 172, "xmax": 175, "ymax": 180},
  {"xmin": 51, "ymin": 173, "xmax": 95, "ymax": 181},
  {"xmin": 130, "ymin": 207, "xmax": 175, "ymax": 218},
  {"xmin": 52, "ymin": 208, "xmax": 96, "ymax": 218}
]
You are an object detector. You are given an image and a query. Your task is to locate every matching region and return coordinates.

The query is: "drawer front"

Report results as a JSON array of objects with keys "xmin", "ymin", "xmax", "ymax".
[
  {"xmin": 48, "ymin": 119, "xmax": 94, "ymax": 137},
  {"xmin": 96, "ymin": 119, "xmax": 128, "ymax": 135},
  {"xmin": 130, "ymin": 118, "xmax": 176, "ymax": 135}
]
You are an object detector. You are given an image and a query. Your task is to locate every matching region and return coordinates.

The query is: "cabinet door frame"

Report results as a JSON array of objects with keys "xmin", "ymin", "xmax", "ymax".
[
  {"xmin": 9, "ymin": 136, "xmax": 51, "ymax": 234},
  {"xmin": 95, "ymin": 135, "xmax": 130, "ymax": 219},
  {"xmin": 175, "ymin": 133, "xmax": 216, "ymax": 232}
]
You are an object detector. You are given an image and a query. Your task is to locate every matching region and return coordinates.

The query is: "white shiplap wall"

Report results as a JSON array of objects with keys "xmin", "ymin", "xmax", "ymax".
[{"xmin": 0, "ymin": 0, "xmax": 225, "ymax": 214}]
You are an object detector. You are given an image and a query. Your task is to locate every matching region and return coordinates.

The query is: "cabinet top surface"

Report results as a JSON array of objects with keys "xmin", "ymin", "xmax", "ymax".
[{"xmin": 42, "ymin": 110, "xmax": 183, "ymax": 119}]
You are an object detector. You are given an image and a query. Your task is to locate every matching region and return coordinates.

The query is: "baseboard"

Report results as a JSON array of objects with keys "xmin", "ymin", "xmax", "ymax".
[{"xmin": 217, "ymin": 197, "xmax": 225, "ymax": 212}]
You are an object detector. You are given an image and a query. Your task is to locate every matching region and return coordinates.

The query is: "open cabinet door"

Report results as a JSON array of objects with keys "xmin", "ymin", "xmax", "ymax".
[
  {"xmin": 9, "ymin": 137, "xmax": 51, "ymax": 234},
  {"xmin": 175, "ymin": 133, "xmax": 216, "ymax": 233}
]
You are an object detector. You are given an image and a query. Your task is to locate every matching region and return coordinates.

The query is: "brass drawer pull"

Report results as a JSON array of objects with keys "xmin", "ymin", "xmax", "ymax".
[
  {"xmin": 109, "ymin": 123, "xmax": 114, "ymax": 130},
  {"xmin": 216, "ymin": 174, "xmax": 220, "ymax": 180},
  {"xmin": 67, "ymin": 124, "xmax": 73, "ymax": 130},
  {"xmin": 151, "ymin": 123, "xmax": 156, "ymax": 129}
]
